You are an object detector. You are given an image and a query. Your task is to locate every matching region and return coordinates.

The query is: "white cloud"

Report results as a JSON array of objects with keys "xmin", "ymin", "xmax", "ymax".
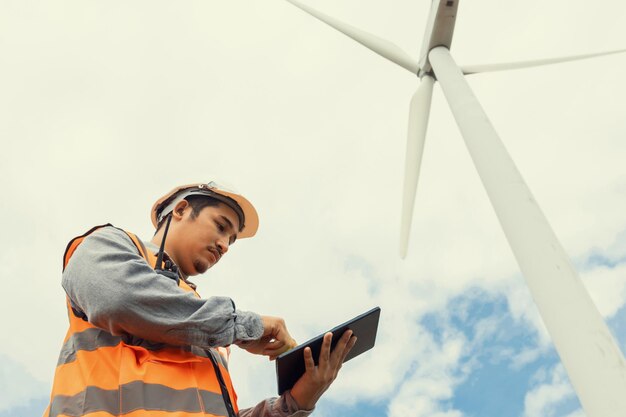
[
  {"xmin": 501, "ymin": 277, "xmax": 553, "ymax": 347},
  {"xmin": 0, "ymin": 355, "xmax": 48, "ymax": 412},
  {"xmin": 510, "ymin": 346, "xmax": 549, "ymax": 371},
  {"xmin": 387, "ymin": 330, "xmax": 466, "ymax": 417},
  {"xmin": 523, "ymin": 364, "xmax": 579, "ymax": 417},
  {"xmin": 563, "ymin": 410, "xmax": 587, "ymax": 417}
]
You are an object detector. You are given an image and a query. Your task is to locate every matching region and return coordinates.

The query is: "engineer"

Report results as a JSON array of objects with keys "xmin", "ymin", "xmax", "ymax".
[{"xmin": 44, "ymin": 181, "xmax": 356, "ymax": 417}]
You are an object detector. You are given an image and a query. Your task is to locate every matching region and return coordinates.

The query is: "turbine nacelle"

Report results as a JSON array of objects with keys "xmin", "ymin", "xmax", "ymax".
[{"xmin": 418, "ymin": 0, "xmax": 459, "ymax": 77}]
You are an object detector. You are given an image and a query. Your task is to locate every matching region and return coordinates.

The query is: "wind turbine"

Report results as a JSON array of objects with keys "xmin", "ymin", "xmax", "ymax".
[{"xmin": 284, "ymin": 1, "xmax": 626, "ymax": 416}]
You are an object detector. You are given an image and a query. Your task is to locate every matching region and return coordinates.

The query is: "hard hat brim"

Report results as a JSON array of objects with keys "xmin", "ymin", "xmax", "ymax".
[{"xmin": 151, "ymin": 183, "xmax": 259, "ymax": 239}]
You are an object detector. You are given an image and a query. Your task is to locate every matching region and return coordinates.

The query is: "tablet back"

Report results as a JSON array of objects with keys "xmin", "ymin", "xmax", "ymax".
[{"xmin": 275, "ymin": 307, "xmax": 381, "ymax": 394}]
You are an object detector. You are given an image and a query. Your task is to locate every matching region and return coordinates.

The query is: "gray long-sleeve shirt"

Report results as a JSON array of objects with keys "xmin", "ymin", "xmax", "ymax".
[{"xmin": 62, "ymin": 225, "xmax": 312, "ymax": 417}]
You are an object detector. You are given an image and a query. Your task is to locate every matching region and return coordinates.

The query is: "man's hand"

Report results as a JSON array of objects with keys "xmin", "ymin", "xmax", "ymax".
[
  {"xmin": 237, "ymin": 316, "xmax": 297, "ymax": 360},
  {"xmin": 289, "ymin": 330, "xmax": 357, "ymax": 410}
]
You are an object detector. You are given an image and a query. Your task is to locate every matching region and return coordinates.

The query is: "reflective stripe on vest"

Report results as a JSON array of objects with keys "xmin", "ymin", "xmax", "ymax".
[
  {"xmin": 45, "ymin": 224, "xmax": 238, "ymax": 417},
  {"xmin": 49, "ymin": 381, "xmax": 229, "ymax": 417}
]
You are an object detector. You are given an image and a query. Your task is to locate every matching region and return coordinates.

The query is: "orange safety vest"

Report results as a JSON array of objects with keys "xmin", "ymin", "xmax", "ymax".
[{"xmin": 44, "ymin": 224, "xmax": 239, "ymax": 417}]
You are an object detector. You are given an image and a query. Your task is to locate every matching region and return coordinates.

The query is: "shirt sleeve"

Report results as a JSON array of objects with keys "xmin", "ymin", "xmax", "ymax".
[
  {"xmin": 62, "ymin": 226, "xmax": 264, "ymax": 348},
  {"xmin": 238, "ymin": 391, "xmax": 314, "ymax": 417}
]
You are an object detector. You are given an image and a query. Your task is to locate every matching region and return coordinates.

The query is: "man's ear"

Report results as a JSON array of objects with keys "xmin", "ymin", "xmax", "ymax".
[{"xmin": 172, "ymin": 200, "xmax": 190, "ymax": 220}]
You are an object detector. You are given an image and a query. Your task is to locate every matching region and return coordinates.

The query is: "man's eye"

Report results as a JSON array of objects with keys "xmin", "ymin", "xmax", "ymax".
[{"xmin": 217, "ymin": 223, "xmax": 225, "ymax": 232}]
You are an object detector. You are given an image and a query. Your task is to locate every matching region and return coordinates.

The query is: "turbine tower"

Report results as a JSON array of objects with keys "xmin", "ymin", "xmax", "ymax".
[{"xmin": 285, "ymin": 1, "xmax": 626, "ymax": 416}]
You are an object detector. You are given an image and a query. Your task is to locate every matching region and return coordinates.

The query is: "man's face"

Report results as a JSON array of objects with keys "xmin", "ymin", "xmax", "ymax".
[{"xmin": 167, "ymin": 202, "xmax": 240, "ymax": 276}]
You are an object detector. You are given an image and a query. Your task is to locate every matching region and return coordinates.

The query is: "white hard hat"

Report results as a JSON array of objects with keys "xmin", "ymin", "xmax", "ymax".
[{"xmin": 151, "ymin": 182, "xmax": 259, "ymax": 239}]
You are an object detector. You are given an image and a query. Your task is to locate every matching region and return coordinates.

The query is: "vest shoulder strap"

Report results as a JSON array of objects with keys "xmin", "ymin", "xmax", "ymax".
[
  {"xmin": 124, "ymin": 230, "xmax": 151, "ymax": 263},
  {"xmin": 63, "ymin": 223, "xmax": 113, "ymax": 270},
  {"xmin": 63, "ymin": 224, "xmax": 150, "ymax": 270}
]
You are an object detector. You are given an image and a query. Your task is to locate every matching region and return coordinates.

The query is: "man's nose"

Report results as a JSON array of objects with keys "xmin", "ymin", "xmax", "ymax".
[{"xmin": 216, "ymin": 239, "xmax": 229, "ymax": 255}]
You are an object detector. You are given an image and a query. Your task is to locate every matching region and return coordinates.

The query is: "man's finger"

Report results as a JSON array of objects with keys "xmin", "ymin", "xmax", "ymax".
[
  {"xmin": 340, "ymin": 335, "xmax": 357, "ymax": 364},
  {"xmin": 264, "ymin": 344, "xmax": 292, "ymax": 359},
  {"xmin": 278, "ymin": 337, "xmax": 297, "ymax": 352},
  {"xmin": 329, "ymin": 330, "xmax": 353, "ymax": 366},
  {"xmin": 319, "ymin": 332, "xmax": 332, "ymax": 366},
  {"xmin": 303, "ymin": 347, "xmax": 315, "ymax": 372},
  {"xmin": 264, "ymin": 339, "xmax": 285, "ymax": 350},
  {"xmin": 262, "ymin": 316, "xmax": 296, "ymax": 347}
]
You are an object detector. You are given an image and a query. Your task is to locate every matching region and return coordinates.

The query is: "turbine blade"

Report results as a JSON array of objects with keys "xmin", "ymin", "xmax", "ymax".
[
  {"xmin": 430, "ymin": 46, "xmax": 626, "ymax": 414},
  {"xmin": 286, "ymin": 0, "xmax": 419, "ymax": 74},
  {"xmin": 400, "ymin": 75, "xmax": 435, "ymax": 258},
  {"xmin": 462, "ymin": 48, "xmax": 626, "ymax": 75}
]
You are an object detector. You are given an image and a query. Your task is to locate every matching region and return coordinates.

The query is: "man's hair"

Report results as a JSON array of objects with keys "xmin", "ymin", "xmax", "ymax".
[{"xmin": 155, "ymin": 195, "xmax": 221, "ymax": 232}]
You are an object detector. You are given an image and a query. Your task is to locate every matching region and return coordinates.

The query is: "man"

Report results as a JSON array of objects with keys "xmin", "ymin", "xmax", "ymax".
[{"xmin": 45, "ymin": 182, "xmax": 356, "ymax": 417}]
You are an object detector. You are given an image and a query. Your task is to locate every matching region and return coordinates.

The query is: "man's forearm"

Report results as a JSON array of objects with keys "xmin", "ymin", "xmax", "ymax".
[{"xmin": 62, "ymin": 226, "xmax": 263, "ymax": 347}]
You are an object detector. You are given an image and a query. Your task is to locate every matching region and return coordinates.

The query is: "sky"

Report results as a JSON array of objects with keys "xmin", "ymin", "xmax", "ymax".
[{"xmin": 1, "ymin": 0, "xmax": 626, "ymax": 416}]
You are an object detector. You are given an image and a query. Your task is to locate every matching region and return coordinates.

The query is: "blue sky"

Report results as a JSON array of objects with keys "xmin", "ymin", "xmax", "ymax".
[
  {"xmin": 319, "ymin": 271, "xmax": 626, "ymax": 417},
  {"xmin": 1, "ymin": 1, "xmax": 626, "ymax": 416}
]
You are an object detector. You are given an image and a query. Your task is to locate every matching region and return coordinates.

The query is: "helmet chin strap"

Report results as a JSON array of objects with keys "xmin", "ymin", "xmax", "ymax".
[{"xmin": 155, "ymin": 214, "xmax": 173, "ymax": 271}]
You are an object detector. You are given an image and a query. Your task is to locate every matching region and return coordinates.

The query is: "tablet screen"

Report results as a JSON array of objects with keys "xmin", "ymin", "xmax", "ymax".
[{"xmin": 275, "ymin": 307, "xmax": 381, "ymax": 394}]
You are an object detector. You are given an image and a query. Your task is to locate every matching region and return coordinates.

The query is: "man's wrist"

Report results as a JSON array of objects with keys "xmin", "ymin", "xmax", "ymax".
[{"xmin": 285, "ymin": 390, "xmax": 315, "ymax": 413}]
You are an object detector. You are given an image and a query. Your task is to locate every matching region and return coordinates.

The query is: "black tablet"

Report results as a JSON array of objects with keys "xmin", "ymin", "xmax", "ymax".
[{"xmin": 275, "ymin": 307, "xmax": 381, "ymax": 394}]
